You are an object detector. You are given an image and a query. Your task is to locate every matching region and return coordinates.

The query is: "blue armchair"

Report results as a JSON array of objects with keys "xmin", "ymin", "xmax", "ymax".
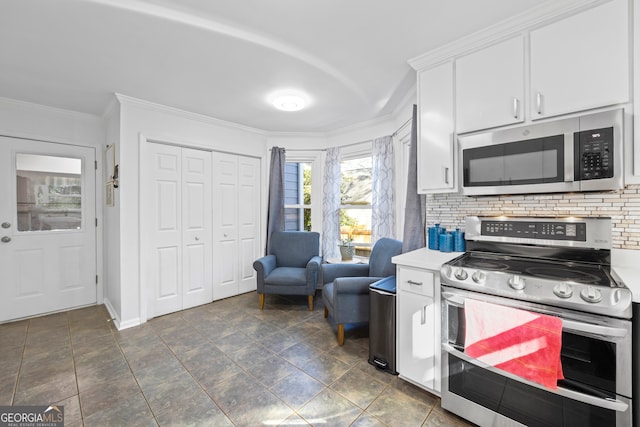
[
  {"xmin": 321, "ymin": 237, "xmax": 402, "ymax": 345},
  {"xmin": 253, "ymin": 231, "xmax": 322, "ymax": 311}
]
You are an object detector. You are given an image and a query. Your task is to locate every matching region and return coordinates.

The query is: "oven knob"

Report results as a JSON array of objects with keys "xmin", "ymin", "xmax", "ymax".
[
  {"xmin": 508, "ymin": 275, "xmax": 525, "ymax": 290},
  {"xmin": 454, "ymin": 268, "xmax": 468, "ymax": 281},
  {"xmin": 553, "ymin": 283, "xmax": 573, "ymax": 299},
  {"xmin": 472, "ymin": 271, "xmax": 486, "ymax": 284},
  {"xmin": 580, "ymin": 286, "xmax": 602, "ymax": 303}
]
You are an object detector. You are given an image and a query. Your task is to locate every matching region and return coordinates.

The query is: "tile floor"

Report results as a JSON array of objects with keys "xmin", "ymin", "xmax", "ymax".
[{"xmin": 0, "ymin": 291, "xmax": 475, "ymax": 426}]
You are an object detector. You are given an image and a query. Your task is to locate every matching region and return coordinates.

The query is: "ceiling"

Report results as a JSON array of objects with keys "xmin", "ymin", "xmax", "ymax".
[{"xmin": 0, "ymin": 0, "xmax": 542, "ymax": 133}]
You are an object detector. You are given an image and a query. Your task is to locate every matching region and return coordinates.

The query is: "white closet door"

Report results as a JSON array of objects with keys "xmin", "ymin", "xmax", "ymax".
[
  {"xmin": 181, "ymin": 148, "xmax": 213, "ymax": 309},
  {"xmin": 237, "ymin": 156, "xmax": 260, "ymax": 293},
  {"xmin": 148, "ymin": 143, "xmax": 182, "ymax": 317},
  {"xmin": 147, "ymin": 143, "xmax": 212, "ymax": 317},
  {"xmin": 213, "ymin": 152, "xmax": 239, "ymax": 300}
]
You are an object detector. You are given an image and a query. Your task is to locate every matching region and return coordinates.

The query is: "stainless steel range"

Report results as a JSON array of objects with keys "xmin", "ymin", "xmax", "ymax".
[{"xmin": 440, "ymin": 216, "xmax": 632, "ymax": 427}]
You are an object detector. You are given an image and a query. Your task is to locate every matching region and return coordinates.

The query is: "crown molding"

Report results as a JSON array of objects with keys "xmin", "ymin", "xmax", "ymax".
[
  {"xmin": 0, "ymin": 96, "xmax": 102, "ymax": 121},
  {"xmin": 114, "ymin": 93, "xmax": 268, "ymax": 136},
  {"xmin": 408, "ymin": 0, "xmax": 608, "ymax": 70}
]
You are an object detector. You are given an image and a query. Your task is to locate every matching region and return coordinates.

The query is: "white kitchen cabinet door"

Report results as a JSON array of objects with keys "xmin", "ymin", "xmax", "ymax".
[
  {"xmin": 456, "ymin": 36, "xmax": 525, "ymax": 133},
  {"xmin": 530, "ymin": 0, "xmax": 629, "ymax": 120},
  {"xmin": 397, "ymin": 267, "xmax": 437, "ymax": 391},
  {"xmin": 417, "ymin": 62, "xmax": 456, "ymax": 193}
]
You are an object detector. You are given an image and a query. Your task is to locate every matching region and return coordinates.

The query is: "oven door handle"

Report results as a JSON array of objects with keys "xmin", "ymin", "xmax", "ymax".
[
  {"xmin": 442, "ymin": 343, "xmax": 629, "ymax": 412},
  {"xmin": 442, "ymin": 292, "xmax": 628, "ymax": 339},
  {"xmin": 562, "ymin": 319, "xmax": 628, "ymax": 338},
  {"xmin": 441, "ymin": 292, "xmax": 465, "ymax": 307}
]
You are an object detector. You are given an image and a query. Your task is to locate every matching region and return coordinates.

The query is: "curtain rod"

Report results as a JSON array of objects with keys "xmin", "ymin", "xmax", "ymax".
[{"xmin": 270, "ymin": 115, "xmax": 412, "ymax": 152}]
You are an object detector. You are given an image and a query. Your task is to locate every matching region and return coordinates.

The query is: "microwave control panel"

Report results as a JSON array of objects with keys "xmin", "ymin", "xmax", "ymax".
[{"xmin": 575, "ymin": 126, "xmax": 614, "ymax": 180}]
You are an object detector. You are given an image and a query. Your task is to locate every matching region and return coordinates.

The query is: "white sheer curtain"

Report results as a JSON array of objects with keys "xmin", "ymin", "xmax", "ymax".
[
  {"xmin": 322, "ymin": 147, "xmax": 341, "ymax": 259},
  {"xmin": 371, "ymin": 135, "xmax": 395, "ymax": 244}
]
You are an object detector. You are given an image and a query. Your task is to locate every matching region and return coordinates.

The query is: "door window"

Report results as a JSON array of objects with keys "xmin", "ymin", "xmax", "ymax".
[{"xmin": 16, "ymin": 153, "xmax": 82, "ymax": 231}]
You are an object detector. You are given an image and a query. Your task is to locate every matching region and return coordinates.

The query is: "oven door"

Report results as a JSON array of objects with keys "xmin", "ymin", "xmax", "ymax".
[{"xmin": 441, "ymin": 287, "xmax": 632, "ymax": 427}]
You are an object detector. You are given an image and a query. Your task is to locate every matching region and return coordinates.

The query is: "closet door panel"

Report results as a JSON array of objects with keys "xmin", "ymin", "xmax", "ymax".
[
  {"xmin": 148, "ymin": 143, "xmax": 182, "ymax": 317},
  {"xmin": 182, "ymin": 148, "xmax": 212, "ymax": 309},
  {"xmin": 238, "ymin": 156, "xmax": 260, "ymax": 293}
]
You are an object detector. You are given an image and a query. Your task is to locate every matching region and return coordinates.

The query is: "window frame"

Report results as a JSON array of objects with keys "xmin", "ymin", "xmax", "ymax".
[{"xmin": 283, "ymin": 151, "xmax": 323, "ymax": 232}]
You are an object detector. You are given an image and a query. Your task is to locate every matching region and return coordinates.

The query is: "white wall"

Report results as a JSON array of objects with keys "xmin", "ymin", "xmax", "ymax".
[
  {"xmin": 112, "ymin": 94, "xmax": 266, "ymax": 328},
  {"xmin": 103, "ymin": 99, "xmax": 121, "ymax": 323}
]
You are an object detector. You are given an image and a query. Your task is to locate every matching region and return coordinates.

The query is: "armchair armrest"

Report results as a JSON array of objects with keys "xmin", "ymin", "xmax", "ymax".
[
  {"xmin": 320, "ymin": 263, "xmax": 370, "ymax": 286},
  {"xmin": 333, "ymin": 276, "xmax": 383, "ymax": 295},
  {"xmin": 306, "ymin": 255, "xmax": 323, "ymax": 289},
  {"xmin": 253, "ymin": 254, "xmax": 276, "ymax": 278}
]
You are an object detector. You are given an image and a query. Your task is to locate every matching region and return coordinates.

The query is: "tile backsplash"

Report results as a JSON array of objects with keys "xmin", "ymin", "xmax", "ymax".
[{"xmin": 426, "ymin": 185, "xmax": 640, "ymax": 250}]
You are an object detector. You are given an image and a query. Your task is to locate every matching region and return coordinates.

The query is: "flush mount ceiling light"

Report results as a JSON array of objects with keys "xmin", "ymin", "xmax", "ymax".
[{"xmin": 272, "ymin": 95, "xmax": 306, "ymax": 111}]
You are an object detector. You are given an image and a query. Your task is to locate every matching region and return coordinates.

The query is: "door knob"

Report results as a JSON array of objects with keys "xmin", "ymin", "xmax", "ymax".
[
  {"xmin": 1, "ymin": 236, "xmax": 11, "ymax": 243},
  {"xmin": 195, "ymin": 237, "xmax": 200, "ymax": 241},
  {"xmin": 1, "ymin": 222, "xmax": 10, "ymax": 229}
]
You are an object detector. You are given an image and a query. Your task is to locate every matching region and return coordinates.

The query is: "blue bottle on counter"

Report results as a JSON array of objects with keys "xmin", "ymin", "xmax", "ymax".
[
  {"xmin": 439, "ymin": 232, "xmax": 453, "ymax": 252},
  {"xmin": 453, "ymin": 228, "xmax": 465, "ymax": 252},
  {"xmin": 428, "ymin": 223, "xmax": 445, "ymax": 250}
]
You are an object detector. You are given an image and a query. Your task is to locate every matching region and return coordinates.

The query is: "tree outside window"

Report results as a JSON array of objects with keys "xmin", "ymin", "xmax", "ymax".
[{"xmin": 340, "ymin": 157, "xmax": 372, "ymax": 257}]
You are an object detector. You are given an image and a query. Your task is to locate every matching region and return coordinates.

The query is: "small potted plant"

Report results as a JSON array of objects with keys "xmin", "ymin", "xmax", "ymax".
[{"xmin": 338, "ymin": 235, "xmax": 355, "ymax": 261}]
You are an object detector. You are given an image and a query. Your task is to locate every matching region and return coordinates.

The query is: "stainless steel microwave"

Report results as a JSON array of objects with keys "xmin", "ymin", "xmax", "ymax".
[{"xmin": 459, "ymin": 109, "xmax": 624, "ymax": 196}]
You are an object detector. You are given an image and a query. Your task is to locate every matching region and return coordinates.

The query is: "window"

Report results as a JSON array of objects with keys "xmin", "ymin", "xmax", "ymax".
[
  {"xmin": 340, "ymin": 156, "xmax": 372, "ymax": 256},
  {"xmin": 284, "ymin": 161, "xmax": 312, "ymax": 231},
  {"xmin": 16, "ymin": 154, "xmax": 83, "ymax": 232}
]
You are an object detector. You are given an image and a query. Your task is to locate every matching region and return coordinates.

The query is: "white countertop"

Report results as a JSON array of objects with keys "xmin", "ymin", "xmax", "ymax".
[
  {"xmin": 392, "ymin": 248, "xmax": 464, "ymax": 271},
  {"xmin": 612, "ymin": 248, "xmax": 640, "ymax": 303}
]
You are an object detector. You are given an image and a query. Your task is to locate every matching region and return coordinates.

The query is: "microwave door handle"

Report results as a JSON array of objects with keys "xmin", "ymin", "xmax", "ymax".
[
  {"xmin": 564, "ymin": 133, "xmax": 574, "ymax": 182},
  {"xmin": 442, "ymin": 343, "xmax": 629, "ymax": 412}
]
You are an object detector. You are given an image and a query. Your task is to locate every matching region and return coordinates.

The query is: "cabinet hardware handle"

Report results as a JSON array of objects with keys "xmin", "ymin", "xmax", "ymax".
[
  {"xmin": 407, "ymin": 280, "xmax": 423, "ymax": 286},
  {"xmin": 536, "ymin": 92, "xmax": 543, "ymax": 115},
  {"xmin": 1, "ymin": 236, "xmax": 11, "ymax": 243},
  {"xmin": 421, "ymin": 305, "xmax": 427, "ymax": 325},
  {"xmin": 512, "ymin": 97, "xmax": 520, "ymax": 119},
  {"xmin": 1, "ymin": 222, "xmax": 10, "ymax": 229},
  {"xmin": 444, "ymin": 167, "xmax": 449, "ymax": 185}
]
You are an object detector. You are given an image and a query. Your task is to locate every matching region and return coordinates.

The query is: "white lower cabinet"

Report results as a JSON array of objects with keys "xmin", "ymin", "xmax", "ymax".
[{"xmin": 396, "ymin": 265, "xmax": 440, "ymax": 393}]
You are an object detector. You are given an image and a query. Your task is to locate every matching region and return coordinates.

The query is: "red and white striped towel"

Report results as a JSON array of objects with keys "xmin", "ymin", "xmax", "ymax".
[{"xmin": 465, "ymin": 299, "xmax": 563, "ymax": 389}]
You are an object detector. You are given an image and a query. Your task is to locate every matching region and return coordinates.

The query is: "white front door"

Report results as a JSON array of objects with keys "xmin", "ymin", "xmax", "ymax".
[
  {"xmin": 146, "ymin": 143, "xmax": 212, "ymax": 317},
  {"xmin": 0, "ymin": 136, "xmax": 97, "ymax": 322}
]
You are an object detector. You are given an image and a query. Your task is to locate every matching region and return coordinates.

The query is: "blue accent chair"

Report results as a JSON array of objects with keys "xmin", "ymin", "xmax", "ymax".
[
  {"xmin": 253, "ymin": 231, "xmax": 322, "ymax": 311},
  {"xmin": 322, "ymin": 237, "xmax": 402, "ymax": 345}
]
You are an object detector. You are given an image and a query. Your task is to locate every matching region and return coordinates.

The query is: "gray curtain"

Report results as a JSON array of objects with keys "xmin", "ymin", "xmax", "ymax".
[
  {"xmin": 371, "ymin": 135, "xmax": 395, "ymax": 244},
  {"xmin": 266, "ymin": 147, "xmax": 286, "ymax": 253},
  {"xmin": 402, "ymin": 105, "xmax": 426, "ymax": 253}
]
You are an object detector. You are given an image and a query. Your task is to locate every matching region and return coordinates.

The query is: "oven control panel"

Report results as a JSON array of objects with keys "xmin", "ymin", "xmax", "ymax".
[{"xmin": 480, "ymin": 220, "xmax": 587, "ymax": 241}]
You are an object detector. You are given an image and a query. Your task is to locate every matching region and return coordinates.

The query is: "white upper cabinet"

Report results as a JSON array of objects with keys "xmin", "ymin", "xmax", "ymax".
[
  {"xmin": 530, "ymin": 0, "xmax": 629, "ymax": 120},
  {"xmin": 456, "ymin": 36, "xmax": 525, "ymax": 134},
  {"xmin": 417, "ymin": 62, "xmax": 456, "ymax": 193}
]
